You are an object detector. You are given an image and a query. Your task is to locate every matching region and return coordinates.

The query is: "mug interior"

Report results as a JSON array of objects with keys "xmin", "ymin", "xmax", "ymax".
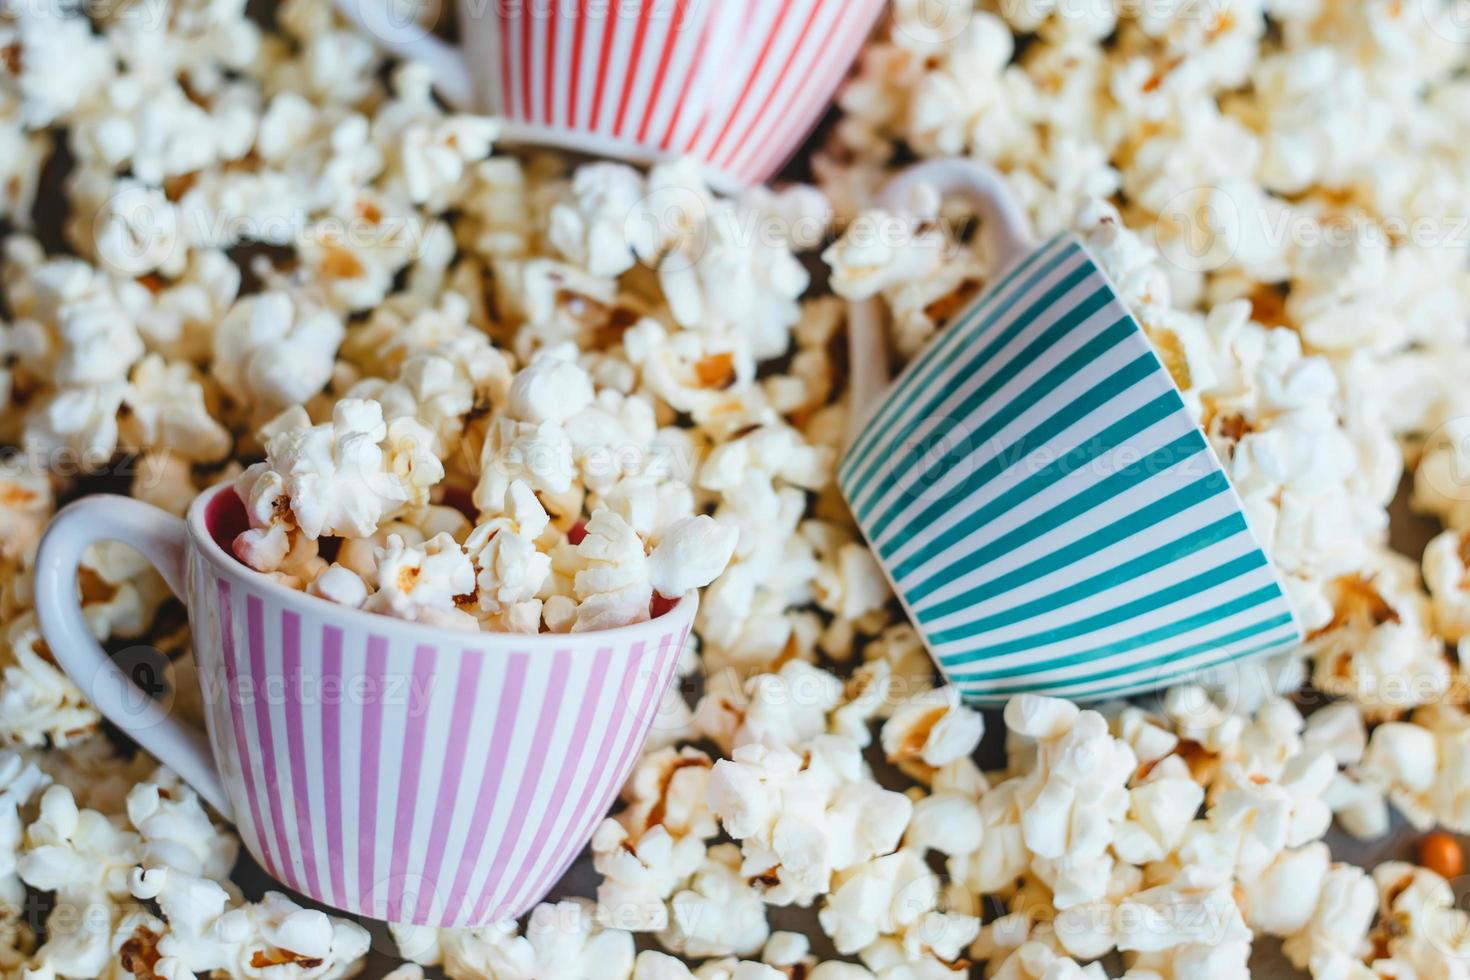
[{"xmin": 203, "ymin": 481, "xmax": 249, "ymax": 553}]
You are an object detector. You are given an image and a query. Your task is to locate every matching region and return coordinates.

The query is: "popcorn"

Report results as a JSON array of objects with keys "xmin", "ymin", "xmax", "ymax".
[
  {"xmin": 572, "ymin": 509, "xmax": 654, "ymax": 632},
  {"xmin": 371, "ymin": 63, "xmax": 498, "ymax": 211},
  {"xmin": 21, "ymin": 383, "xmax": 128, "ymax": 474},
  {"xmin": 0, "ymin": 610, "xmax": 102, "ymax": 747},
  {"xmin": 125, "ymin": 772, "xmax": 236, "ymax": 881},
  {"xmin": 212, "ymin": 292, "xmax": 346, "ymax": 424},
  {"xmin": 463, "ymin": 481, "xmax": 552, "ymax": 632},
  {"xmin": 998, "ymin": 698, "xmax": 1137, "ymax": 909},
  {"xmin": 307, "ymin": 564, "xmax": 369, "ymax": 609},
  {"xmin": 0, "ymin": 458, "xmax": 51, "ymax": 563},
  {"xmin": 1237, "ymin": 841, "xmax": 1331, "ymax": 937},
  {"xmin": 130, "ymin": 451, "xmax": 210, "ymax": 517},
  {"xmin": 508, "ymin": 345, "xmax": 596, "ymax": 425},
  {"xmin": 362, "ymin": 532, "xmax": 478, "ymax": 631},
  {"xmin": 1113, "ymin": 757, "xmax": 1204, "ymax": 866},
  {"xmin": 1369, "ymin": 861, "xmax": 1470, "ymax": 977},
  {"xmin": 695, "ymin": 659, "xmax": 845, "ymax": 754},
  {"xmin": 592, "ymin": 819, "xmax": 705, "ymax": 933},
  {"xmin": 121, "ymin": 355, "xmax": 232, "ymax": 463},
  {"xmin": 1113, "ymin": 866, "xmax": 1252, "ymax": 956},
  {"xmin": 707, "ymin": 735, "xmax": 912, "ymax": 906},
  {"xmin": 1278, "ymin": 862, "xmax": 1377, "ymax": 975},
  {"xmin": 616, "ymin": 746, "xmax": 718, "ymax": 846},
  {"xmin": 1424, "ymin": 528, "xmax": 1470, "ymax": 641},
  {"xmin": 1307, "ymin": 551, "xmax": 1451, "ymax": 720},
  {"xmin": 548, "ymin": 163, "xmax": 647, "ymax": 278},
  {"xmin": 880, "ymin": 686, "xmax": 985, "ymax": 773},
  {"xmin": 660, "ymin": 844, "xmax": 770, "ymax": 959},
  {"xmin": 5, "ymin": 255, "xmax": 145, "ymax": 390},
  {"xmin": 634, "ymin": 161, "xmax": 809, "ymax": 362},
  {"xmin": 2, "ymin": 0, "xmax": 1469, "ymax": 972},
  {"xmin": 817, "ymin": 849, "xmax": 978, "ymax": 966},
  {"xmin": 233, "ymin": 399, "xmax": 419, "ymax": 562},
  {"xmin": 648, "ymin": 516, "xmax": 739, "ymax": 600},
  {"xmin": 133, "ymin": 870, "xmax": 371, "ymax": 980},
  {"xmin": 1413, "ymin": 417, "xmax": 1470, "ymax": 531}
]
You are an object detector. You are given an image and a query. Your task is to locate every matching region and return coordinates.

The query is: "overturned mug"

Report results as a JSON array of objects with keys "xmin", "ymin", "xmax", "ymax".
[
  {"xmin": 841, "ymin": 159, "xmax": 1302, "ymax": 706},
  {"xmin": 339, "ymin": 0, "xmax": 887, "ymax": 191},
  {"xmin": 34, "ymin": 483, "xmax": 693, "ymax": 926}
]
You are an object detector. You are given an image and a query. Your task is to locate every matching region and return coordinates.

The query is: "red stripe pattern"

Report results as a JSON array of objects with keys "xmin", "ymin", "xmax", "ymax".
[
  {"xmin": 192, "ymin": 555, "xmax": 693, "ymax": 927},
  {"xmin": 487, "ymin": 0, "xmax": 886, "ymax": 190}
]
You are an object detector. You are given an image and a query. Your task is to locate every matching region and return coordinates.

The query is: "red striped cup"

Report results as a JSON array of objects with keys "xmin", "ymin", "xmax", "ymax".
[
  {"xmin": 34, "ymin": 484, "xmax": 694, "ymax": 926},
  {"xmin": 339, "ymin": 0, "xmax": 887, "ymax": 191}
]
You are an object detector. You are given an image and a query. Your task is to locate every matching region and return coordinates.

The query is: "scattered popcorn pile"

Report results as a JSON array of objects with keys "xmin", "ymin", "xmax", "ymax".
[{"xmin": 2, "ymin": 0, "xmax": 1470, "ymax": 976}]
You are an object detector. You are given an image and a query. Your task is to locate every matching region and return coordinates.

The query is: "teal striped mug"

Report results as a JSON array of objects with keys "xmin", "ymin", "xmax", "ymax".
[{"xmin": 840, "ymin": 160, "xmax": 1302, "ymax": 706}]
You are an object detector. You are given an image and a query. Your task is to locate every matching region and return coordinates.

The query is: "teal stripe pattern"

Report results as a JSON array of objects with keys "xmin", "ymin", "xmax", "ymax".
[{"xmin": 839, "ymin": 233, "xmax": 1302, "ymax": 707}]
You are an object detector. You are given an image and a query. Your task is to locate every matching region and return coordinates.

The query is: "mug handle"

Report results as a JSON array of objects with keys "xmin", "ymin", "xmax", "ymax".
[
  {"xmin": 33, "ymin": 496, "xmax": 233, "ymax": 818},
  {"xmin": 332, "ymin": 0, "xmax": 474, "ymax": 108},
  {"xmin": 846, "ymin": 159, "xmax": 1038, "ymax": 447}
]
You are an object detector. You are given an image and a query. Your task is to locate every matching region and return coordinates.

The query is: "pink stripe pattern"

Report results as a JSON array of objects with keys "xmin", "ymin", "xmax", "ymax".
[
  {"xmin": 487, "ymin": 0, "xmax": 886, "ymax": 190},
  {"xmin": 190, "ymin": 555, "xmax": 693, "ymax": 927}
]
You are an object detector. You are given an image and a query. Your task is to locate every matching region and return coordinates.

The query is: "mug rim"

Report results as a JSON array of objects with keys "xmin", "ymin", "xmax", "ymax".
[{"xmin": 185, "ymin": 482, "xmax": 698, "ymax": 650}]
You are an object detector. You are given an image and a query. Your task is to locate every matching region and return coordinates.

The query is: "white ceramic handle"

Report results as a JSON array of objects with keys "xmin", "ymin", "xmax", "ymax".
[
  {"xmin": 845, "ymin": 159, "xmax": 1037, "ymax": 448},
  {"xmin": 333, "ymin": 0, "xmax": 473, "ymax": 108},
  {"xmin": 877, "ymin": 158, "xmax": 1036, "ymax": 272},
  {"xmin": 34, "ymin": 496, "xmax": 232, "ymax": 817}
]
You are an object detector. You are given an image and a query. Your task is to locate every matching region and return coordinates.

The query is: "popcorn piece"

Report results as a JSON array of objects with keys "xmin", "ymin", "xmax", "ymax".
[
  {"xmin": 121, "ymin": 354, "xmax": 232, "ymax": 463},
  {"xmin": 1413, "ymin": 417, "xmax": 1470, "ymax": 531},
  {"xmin": 233, "ymin": 399, "xmax": 425, "ymax": 570},
  {"xmin": 132, "ymin": 868, "xmax": 370, "ymax": 980},
  {"xmin": 817, "ymin": 849, "xmax": 977, "ymax": 961},
  {"xmin": 213, "ymin": 292, "xmax": 345, "ymax": 423},
  {"xmin": 572, "ymin": 509, "xmax": 653, "ymax": 632},
  {"xmin": 463, "ymin": 480, "xmax": 552, "ymax": 632},
  {"xmin": 659, "ymin": 845, "xmax": 770, "ymax": 959},
  {"xmin": 880, "ymin": 686, "xmax": 985, "ymax": 772},
  {"xmin": 1369, "ymin": 861, "xmax": 1470, "ymax": 977},
  {"xmin": 591, "ymin": 819, "xmax": 705, "ymax": 932},
  {"xmin": 695, "ymin": 659, "xmax": 845, "ymax": 754},
  {"xmin": 1113, "ymin": 866, "xmax": 1252, "ymax": 955},
  {"xmin": 1278, "ymin": 862, "xmax": 1377, "ymax": 975},
  {"xmin": 707, "ymin": 735, "xmax": 913, "ymax": 906},
  {"xmin": 0, "ymin": 458, "xmax": 52, "ymax": 563},
  {"xmin": 22, "ymin": 383, "xmax": 128, "ymax": 474},
  {"xmin": 126, "ymin": 771, "xmax": 237, "ymax": 881},
  {"xmin": 308, "ymin": 564, "xmax": 369, "ymax": 609},
  {"xmin": 1113, "ymin": 757, "xmax": 1204, "ymax": 866},
  {"xmin": 648, "ymin": 515, "xmax": 739, "ymax": 599},
  {"xmin": 1307, "ymin": 551, "xmax": 1451, "ymax": 721},
  {"xmin": 616, "ymin": 746, "xmax": 718, "ymax": 845},
  {"xmin": 0, "ymin": 610, "xmax": 102, "ymax": 747},
  {"xmin": 1001, "ymin": 698, "xmax": 1137, "ymax": 909},
  {"xmin": 1237, "ymin": 841, "xmax": 1330, "ymax": 937},
  {"xmin": 1424, "ymin": 528, "xmax": 1470, "ymax": 642},
  {"xmin": 362, "ymin": 533, "xmax": 477, "ymax": 631},
  {"xmin": 507, "ymin": 345, "xmax": 596, "ymax": 424}
]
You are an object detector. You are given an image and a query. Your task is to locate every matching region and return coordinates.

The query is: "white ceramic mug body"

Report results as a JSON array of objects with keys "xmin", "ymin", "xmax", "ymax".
[
  {"xmin": 34, "ymin": 483, "xmax": 695, "ymax": 926},
  {"xmin": 841, "ymin": 161, "xmax": 1302, "ymax": 706},
  {"xmin": 339, "ymin": 0, "xmax": 887, "ymax": 191}
]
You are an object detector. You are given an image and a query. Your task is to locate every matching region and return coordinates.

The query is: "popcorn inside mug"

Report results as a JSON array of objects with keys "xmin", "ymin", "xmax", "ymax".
[
  {"xmin": 206, "ymin": 478, "xmax": 689, "ymax": 628},
  {"xmin": 205, "ymin": 337, "xmax": 753, "ymax": 635}
]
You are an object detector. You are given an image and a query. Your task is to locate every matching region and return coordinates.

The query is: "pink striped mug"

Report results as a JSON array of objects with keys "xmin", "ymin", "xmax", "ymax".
[
  {"xmin": 33, "ymin": 484, "xmax": 694, "ymax": 926},
  {"xmin": 338, "ymin": 0, "xmax": 887, "ymax": 191}
]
